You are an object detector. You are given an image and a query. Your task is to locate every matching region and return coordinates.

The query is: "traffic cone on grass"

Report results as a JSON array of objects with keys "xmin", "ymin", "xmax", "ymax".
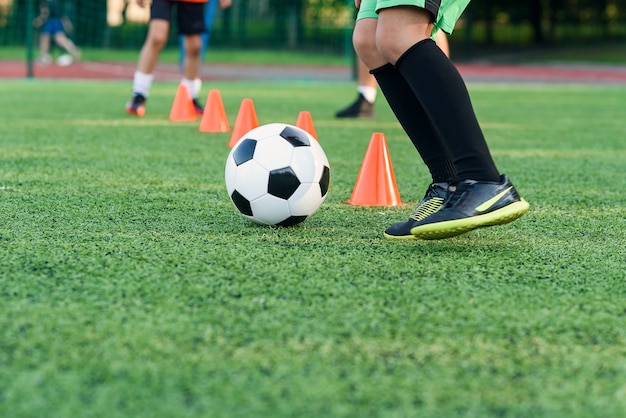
[
  {"xmin": 228, "ymin": 98, "xmax": 259, "ymax": 147},
  {"xmin": 296, "ymin": 110, "xmax": 318, "ymax": 140},
  {"xmin": 169, "ymin": 83, "xmax": 197, "ymax": 122},
  {"xmin": 199, "ymin": 89, "xmax": 230, "ymax": 132},
  {"xmin": 346, "ymin": 132, "xmax": 405, "ymax": 206}
]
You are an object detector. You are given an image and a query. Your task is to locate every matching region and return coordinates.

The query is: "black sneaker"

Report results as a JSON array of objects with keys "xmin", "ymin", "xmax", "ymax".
[
  {"xmin": 126, "ymin": 94, "xmax": 146, "ymax": 117},
  {"xmin": 384, "ymin": 182, "xmax": 450, "ymax": 240},
  {"xmin": 335, "ymin": 93, "xmax": 374, "ymax": 118},
  {"xmin": 192, "ymin": 98, "xmax": 204, "ymax": 116},
  {"xmin": 409, "ymin": 174, "xmax": 530, "ymax": 240}
]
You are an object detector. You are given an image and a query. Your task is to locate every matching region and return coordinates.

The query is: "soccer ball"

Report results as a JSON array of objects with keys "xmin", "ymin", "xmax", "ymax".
[
  {"xmin": 225, "ymin": 123, "xmax": 331, "ymax": 226},
  {"xmin": 56, "ymin": 54, "xmax": 73, "ymax": 67}
]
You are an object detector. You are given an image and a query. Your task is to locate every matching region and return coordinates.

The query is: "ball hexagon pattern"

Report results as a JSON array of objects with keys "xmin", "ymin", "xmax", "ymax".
[{"xmin": 225, "ymin": 123, "xmax": 331, "ymax": 226}]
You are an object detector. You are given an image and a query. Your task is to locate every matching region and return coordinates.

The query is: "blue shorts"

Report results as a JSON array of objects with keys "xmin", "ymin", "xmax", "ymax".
[{"xmin": 41, "ymin": 18, "xmax": 65, "ymax": 35}]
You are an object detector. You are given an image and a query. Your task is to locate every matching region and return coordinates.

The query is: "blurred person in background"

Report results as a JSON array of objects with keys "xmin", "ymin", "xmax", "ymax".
[
  {"xmin": 126, "ymin": 0, "xmax": 231, "ymax": 117},
  {"xmin": 33, "ymin": 0, "xmax": 81, "ymax": 66}
]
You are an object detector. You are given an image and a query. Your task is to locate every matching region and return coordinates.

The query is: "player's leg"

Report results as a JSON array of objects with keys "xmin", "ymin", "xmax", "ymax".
[
  {"xmin": 181, "ymin": 33, "xmax": 203, "ymax": 114},
  {"xmin": 126, "ymin": 0, "xmax": 171, "ymax": 116},
  {"xmin": 377, "ymin": 4, "xmax": 498, "ymax": 181},
  {"xmin": 52, "ymin": 32, "xmax": 80, "ymax": 60},
  {"xmin": 337, "ymin": 19, "xmax": 450, "ymax": 119},
  {"xmin": 178, "ymin": 1, "xmax": 207, "ymax": 115},
  {"xmin": 376, "ymin": 1, "xmax": 528, "ymax": 239},
  {"xmin": 38, "ymin": 32, "xmax": 52, "ymax": 64},
  {"xmin": 335, "ymin": 59, "xmax": 377, "ymax": 118},
  {"xmin": 178, "ymin": 0, "xmax": 218, "ymax": 70},
  {"xmin": 435, "ymin": 30, "xmax": 450, "ymax": 57},
  {"xmin": 353, "ymin": 2, "xmax": 456, "ymax": 239},
  {"xmin": 354, "ymin": 11, "xmax": 454, "ymax": 180},
  {"xmin": 137, "ymin": 19, "xmax": 170, "ymax": 75}
]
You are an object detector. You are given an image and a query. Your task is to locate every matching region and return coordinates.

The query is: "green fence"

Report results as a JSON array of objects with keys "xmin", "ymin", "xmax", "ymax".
[
  {"xmin": 2, "ymin": 0, "xmax": 626, "ymax": 62},
  {"xmin": 1, "ymin": 0, "xmax": 355, "ymax": 54}
]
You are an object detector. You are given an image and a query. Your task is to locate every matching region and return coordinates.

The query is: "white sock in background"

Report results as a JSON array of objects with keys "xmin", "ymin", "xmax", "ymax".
[
  {"xmin": 357, "ymin": 85, "xmax": 377, "ymax": 104},
  {"xmin": 132, "ymin": 71, "xmax": 154, "ymax": 97},
  {"xmin": 181, "ymin": 77, "xmax": 202, "ymax": 99}
]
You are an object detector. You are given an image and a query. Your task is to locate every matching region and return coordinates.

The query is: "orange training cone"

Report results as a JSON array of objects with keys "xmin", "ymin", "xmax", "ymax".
[
  {"xmin": 346, "ymin": 132, "xmax": 405, "ymax": 206},
  {"xmin": 199, "ymin": 89, "xmax": 230, "ymax": 132},
  {"xmin": 169, "ymin": 83, "xmax": 197, "ymax": 122},
  {"xmin": 228, "ymin": 98, "xmax": 259, "ymax": 147},
  {"xmin": 296, "ymin": 110, "xmax": 318, "ymax": 140}
]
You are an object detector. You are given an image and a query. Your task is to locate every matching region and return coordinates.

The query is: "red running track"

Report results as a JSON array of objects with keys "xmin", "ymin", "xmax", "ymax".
[{"xmin": 2, "ymin": 59, "xmax": 626, "ymax": 83}]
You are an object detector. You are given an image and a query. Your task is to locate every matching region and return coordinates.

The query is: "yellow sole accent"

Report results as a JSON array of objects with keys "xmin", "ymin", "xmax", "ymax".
[
  {"xmin": 383, "ymin": 232, "xmax": 418, "ymax": 240},
  {"xmin": 410, "ymin": 199, "xmax": 530, "ymax": 240}
]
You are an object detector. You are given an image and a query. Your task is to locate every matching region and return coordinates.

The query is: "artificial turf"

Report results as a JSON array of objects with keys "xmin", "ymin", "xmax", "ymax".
[{"xmin": 1, "ymin": 79, "xmax": 625, "ymax": 417}]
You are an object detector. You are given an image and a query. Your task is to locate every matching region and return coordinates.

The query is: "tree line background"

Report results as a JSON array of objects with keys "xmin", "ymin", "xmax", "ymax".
[{"xmin": 2, "ymin": 0, "xmax": 625, "ymax": 57}]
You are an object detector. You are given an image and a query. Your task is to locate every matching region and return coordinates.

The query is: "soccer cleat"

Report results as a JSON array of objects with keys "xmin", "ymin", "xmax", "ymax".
[
  {"xmin": 383, "ymin": 182, "xmax": 450, "ymax": 240},
  {"xmin": 126, "ymin": 94, "xmax": 146, "ymax": 117},
  {"xmin": 192, "ymin": 98, "xmax": 204, "ymax": 116},
  {"xmin": 409, "ymin": 174, "xmax": 530, "ymax": 240},
  {"xmin": 335, "ymin": 93, "xmax": 375, "ymax": 118}
]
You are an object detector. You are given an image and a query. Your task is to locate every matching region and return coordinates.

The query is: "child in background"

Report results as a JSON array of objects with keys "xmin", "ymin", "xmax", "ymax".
[{"xmin": 33, "ymin": 0, "xmax": 81, "ymax": 66}]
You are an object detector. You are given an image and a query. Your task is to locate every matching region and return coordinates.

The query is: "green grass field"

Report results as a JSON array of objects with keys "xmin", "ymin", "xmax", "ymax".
[{"xmin": 1, "ymin": 79, "xmax": 625, "ymax": 417}]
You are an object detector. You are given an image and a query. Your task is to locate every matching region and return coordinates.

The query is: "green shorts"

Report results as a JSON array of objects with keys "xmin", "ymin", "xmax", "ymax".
[{"xmin": 356, "ymin": 0, "xmax": 470, "ymax": 35}]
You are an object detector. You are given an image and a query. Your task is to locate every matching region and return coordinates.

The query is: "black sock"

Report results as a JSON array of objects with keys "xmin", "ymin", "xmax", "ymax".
[
  {"xmin": 371, "ymin": 63, "xmax": 456, "ymax": 184},
  {"xmin": 395, "ymin": 39, "xmax": 500, "ymax": 182}
]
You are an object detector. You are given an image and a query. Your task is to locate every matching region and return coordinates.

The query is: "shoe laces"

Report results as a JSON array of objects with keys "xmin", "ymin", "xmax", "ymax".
[{"xmin": 408, "ymin": 183, "xmax": 448, "ymax": 221}]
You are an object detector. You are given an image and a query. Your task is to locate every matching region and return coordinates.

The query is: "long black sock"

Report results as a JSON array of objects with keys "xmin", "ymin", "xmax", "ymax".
[
  {"xmin": 395, "ymin": 39, "xmax": 500, "ymax": 182},
  {"xmin": 371, "ymin": 63, "xmax": 456, "ymax": 184}
]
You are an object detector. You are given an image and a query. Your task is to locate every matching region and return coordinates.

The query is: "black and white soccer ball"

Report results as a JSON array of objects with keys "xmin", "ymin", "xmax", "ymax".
[{"xmin": 225, "ymin": 123, "xmax": 331, "ymax": 226}]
